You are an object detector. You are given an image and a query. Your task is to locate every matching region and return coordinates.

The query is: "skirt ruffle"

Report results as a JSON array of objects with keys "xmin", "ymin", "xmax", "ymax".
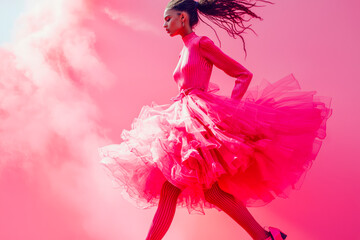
[{"xmin": 98, "ymin": 74, "xmax": 332, "ymax": 214}]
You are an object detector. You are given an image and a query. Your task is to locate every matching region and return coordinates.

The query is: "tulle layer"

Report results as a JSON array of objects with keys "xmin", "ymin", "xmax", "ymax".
[{"xmin": 98, "ymin": 74, "xmax": 332, "ymax": 214}]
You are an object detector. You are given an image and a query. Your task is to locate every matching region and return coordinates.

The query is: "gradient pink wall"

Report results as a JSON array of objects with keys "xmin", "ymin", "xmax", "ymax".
[{"xmin": 0, "ymin": 0, "xmax": 358, "ymax": 239}]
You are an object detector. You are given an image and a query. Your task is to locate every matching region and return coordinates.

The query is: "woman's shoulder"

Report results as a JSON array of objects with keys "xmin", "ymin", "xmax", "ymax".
[{"xmin": 195, "ymin": 34, "xmax": 216, "ymax": 51}]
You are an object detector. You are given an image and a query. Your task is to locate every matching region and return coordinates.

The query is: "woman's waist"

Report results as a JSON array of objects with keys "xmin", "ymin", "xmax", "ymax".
[{"xmin": 171, "ymin": 87, "xmax": 207, "ymax": 101}]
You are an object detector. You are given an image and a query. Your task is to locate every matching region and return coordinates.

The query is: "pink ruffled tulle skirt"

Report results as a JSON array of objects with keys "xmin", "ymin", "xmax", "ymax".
[{"xmin": 98, "ymin": 74, "xmax": 332, "ymax": 214}]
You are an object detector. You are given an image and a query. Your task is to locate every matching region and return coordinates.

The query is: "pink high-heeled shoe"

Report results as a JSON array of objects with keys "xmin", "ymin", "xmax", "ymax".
[{"xmin": 265, "ymin": 226, "xmax": 287, "ymax": 240}]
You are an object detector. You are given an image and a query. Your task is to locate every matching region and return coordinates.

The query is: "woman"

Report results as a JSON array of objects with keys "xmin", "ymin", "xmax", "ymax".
[{"xmin": 98, "ymin": 0, "xmax": 332, "ymax": 239}]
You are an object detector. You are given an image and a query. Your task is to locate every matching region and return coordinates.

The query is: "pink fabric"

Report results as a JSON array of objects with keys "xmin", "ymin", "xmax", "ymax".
[
  {"xmin": 98, "ymin": 32, "xmax": 332, "ymax": 214},
  {"xmin": 173, "ymin": 32, "xmax": 252, "ymax": 100}
]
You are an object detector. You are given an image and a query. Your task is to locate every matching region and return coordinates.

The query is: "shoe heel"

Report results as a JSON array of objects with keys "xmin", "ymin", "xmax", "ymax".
[
  {"xmin": 267, "ymin": 226, "xmax": 287, "ymax": 240},
  {"xmin": 280, "ymin": 231, "xmax": 287, "ymax": 239}
]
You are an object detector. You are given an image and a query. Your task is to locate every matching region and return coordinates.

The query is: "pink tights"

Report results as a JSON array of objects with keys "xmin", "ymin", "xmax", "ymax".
[
  {"xmin": 145, "ymin": 181, "xmax": 181, "ymax": 240},
  {"xmin": 145, "ymin": 181, "xmax": 270, "ymax": 240}
]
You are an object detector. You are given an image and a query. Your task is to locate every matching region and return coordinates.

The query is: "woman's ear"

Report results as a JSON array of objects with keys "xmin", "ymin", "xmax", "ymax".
[{"xmin": 180, "ymin": 12, "xmax": 186, "ymax": 22}]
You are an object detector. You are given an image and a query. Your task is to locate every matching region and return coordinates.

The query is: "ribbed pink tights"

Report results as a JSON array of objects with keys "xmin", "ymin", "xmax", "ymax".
[
  {"xmin": 204, "ymin": 182, "xmax": 270, "ymax": 240},
  {"xmin": 145, "ymin": 181, "xmax": 181, "ymax": 240},
  {"xmin": 145, "ymin": 181, "xmax": 270, "ymax": 240}
]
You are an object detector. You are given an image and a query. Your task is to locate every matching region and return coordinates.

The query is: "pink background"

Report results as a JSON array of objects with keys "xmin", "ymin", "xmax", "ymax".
[{"xmin": 0, "ymin": 0, "xmax": 358, "ymax": 239}]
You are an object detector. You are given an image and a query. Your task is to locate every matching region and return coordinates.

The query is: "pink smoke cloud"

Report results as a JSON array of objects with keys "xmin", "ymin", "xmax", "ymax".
[{"xmin": 0, "ymin": 0, "xmax": 151, "ymax": 239}]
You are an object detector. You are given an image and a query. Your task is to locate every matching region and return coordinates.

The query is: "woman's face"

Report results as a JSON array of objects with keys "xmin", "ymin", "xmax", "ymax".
[{"xmin": 163, "ymin": 8, "xmax": 183, "ymax": 37}]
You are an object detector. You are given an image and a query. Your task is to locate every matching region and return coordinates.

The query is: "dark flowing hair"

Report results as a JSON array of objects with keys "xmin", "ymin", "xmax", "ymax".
[{"xmin": 166, "ymin": 0, "xmax": 273, "ymax": 57}]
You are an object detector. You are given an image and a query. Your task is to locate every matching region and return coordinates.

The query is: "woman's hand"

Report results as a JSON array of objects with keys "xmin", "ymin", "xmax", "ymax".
[{"xmin": 231, "ymin": 72, "xmax": 253, "ymax": 100}]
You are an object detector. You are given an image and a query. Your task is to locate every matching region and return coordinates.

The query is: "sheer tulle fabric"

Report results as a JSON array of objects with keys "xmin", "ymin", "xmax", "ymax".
[{"xmin": 98, "ymin": 74, "xmax": 332, "ymax": 214}]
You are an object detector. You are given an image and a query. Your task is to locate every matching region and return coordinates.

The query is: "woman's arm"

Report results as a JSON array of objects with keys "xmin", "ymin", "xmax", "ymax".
[{"xmin": 199, "ymin": 36, "xmax": 253, "ymax": 100}]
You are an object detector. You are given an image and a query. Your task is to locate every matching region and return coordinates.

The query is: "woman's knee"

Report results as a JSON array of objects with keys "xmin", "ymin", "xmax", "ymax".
[
  {"xmin": 204, "ymin": 181, "xmax": 220, "ymax": 202},
  {"xmin": 204, "ymin": 181, "xmax": 234, "ymax": 202},
  {"xmin": 161, "ymin": 180, "xmax": 182, "ymax": 197}
]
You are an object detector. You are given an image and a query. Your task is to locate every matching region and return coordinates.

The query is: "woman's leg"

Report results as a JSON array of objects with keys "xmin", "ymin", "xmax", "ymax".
[
  {"xmin": 204, "ymin": 182, "xmax": 270, "ymax": 240},
  {"xmin": 145, "ymin": 180, "xmax": 182, "ymax": 240}
]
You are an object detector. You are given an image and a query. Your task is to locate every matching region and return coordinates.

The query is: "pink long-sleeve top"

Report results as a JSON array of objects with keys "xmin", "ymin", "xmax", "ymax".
[{"xmin": 173, "ymin": 31, "xmax": 253, "ymax": 100}]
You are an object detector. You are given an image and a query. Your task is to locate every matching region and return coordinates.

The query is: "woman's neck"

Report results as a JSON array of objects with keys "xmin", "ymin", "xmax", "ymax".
[{"xmin": 180, "ymin": 27, "xmax": 193, "ymax": 38}]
